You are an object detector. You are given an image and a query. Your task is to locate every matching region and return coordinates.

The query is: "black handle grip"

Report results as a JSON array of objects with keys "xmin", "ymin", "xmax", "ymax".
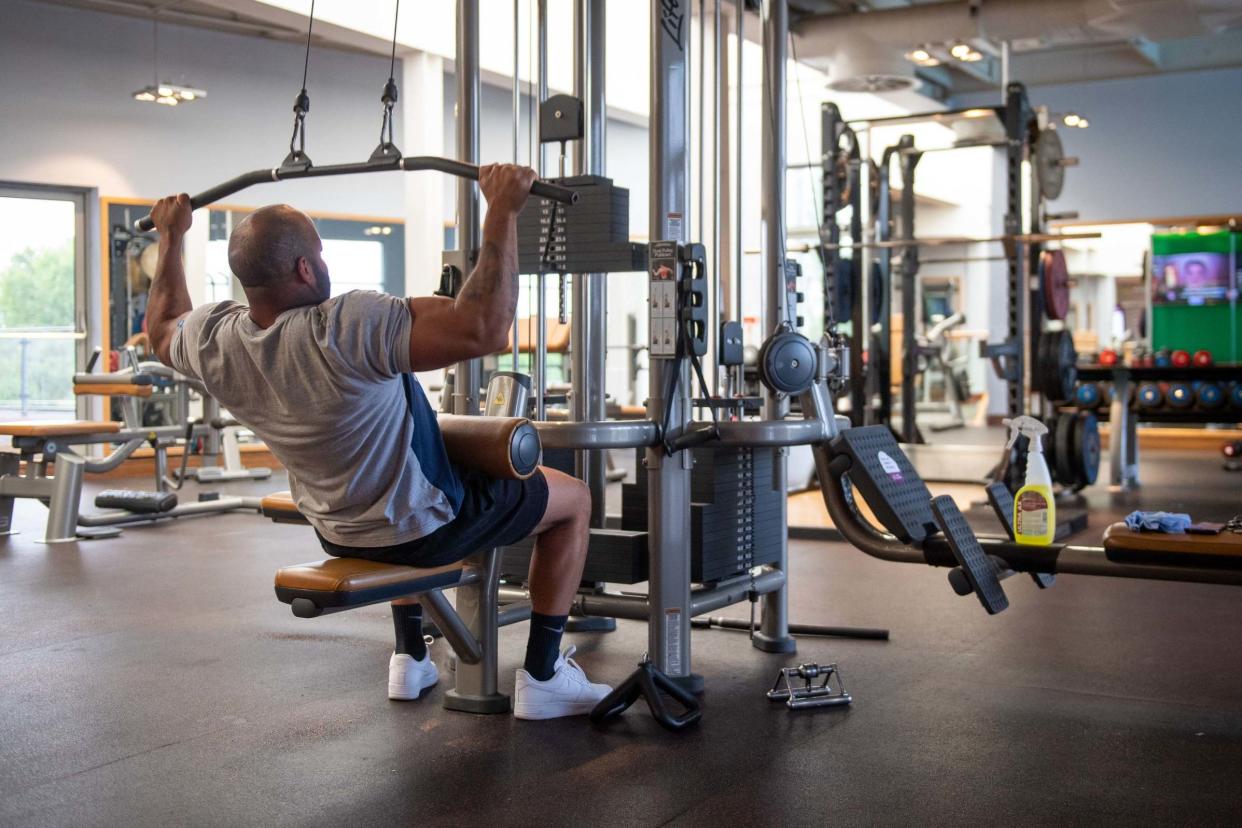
[{"xmin": 134, "ymin": 155, "xmax": 577, "ymax": 232}]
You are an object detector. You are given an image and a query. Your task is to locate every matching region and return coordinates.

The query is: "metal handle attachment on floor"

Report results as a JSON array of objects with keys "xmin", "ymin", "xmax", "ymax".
[
  {"xmin": 133, "ymin": 155, "xmax": 578, "ymax": 232},
  {"xmin": 590, "ymin": 660, "xmax": 702, "ymax": 732}
]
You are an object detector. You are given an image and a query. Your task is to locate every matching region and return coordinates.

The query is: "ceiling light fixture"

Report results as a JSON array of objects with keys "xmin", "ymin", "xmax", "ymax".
[
  {"xmin": 949, "ymin": 43, "xmax": 972, "ymax": 59},
  {"xmin": 904, "ymin": 47, "xmax": 941, "ymax": 67},
  {"xmin": 132, "ymin": 16, "xmax": 206, "ymax": 107}
]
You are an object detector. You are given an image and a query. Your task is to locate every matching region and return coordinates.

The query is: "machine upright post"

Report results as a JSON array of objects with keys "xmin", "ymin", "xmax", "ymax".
[
  {"xmin": 41, "ymin": 448, "xmax": 83, "ymax": 544},
  {"xmin": 899, "ymin": 137, "xmax": 921, "ymax": 444},
  {"xmin": 534, "ymin": 0, "xmax": 549, "ymax": 422},
  {"xmin": 572, "ymin": 0, "xmax": 608, "ymax": 527},
  {"xmin": 1003, "ymin": 83, "xmax": 1027, "ymax": 419},
  {"xmin": 452, "ymin": 0, "xmax": 482, "ymax": 417},
  {"xmin": 444, "ymin": 0, "xmax": 508, "ymax": 715},
  {"xmin": 646, "ymin": 0, "xmax": 696, "ymax": 688},
  {"xmin": 755, "ymin": 0, "xmax": 795, "ymax": 655}
]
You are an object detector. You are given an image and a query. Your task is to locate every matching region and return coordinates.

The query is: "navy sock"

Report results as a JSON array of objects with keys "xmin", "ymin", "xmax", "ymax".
[
  {"xmin": 392, "ymin": 604, "xmax": 427, "ymax": 660},
  {"xmin": 524, "ymin": 611, "xmax": 569, "ymax": 681}
]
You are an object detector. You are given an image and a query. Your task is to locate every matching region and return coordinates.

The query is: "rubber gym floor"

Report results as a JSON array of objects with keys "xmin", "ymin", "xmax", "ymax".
[{"xmin": 2, "ymin": 448, "xmax": 1241, "ymax": 827}]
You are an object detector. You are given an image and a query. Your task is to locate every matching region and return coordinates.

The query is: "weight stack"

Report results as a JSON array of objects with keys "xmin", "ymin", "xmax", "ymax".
[
  {"xmin": 517, "ymin": 175, "xmax": 646, "ymax": 274},
  {"xmin": 622, "ymin": 446, "xmax": 784, "ymax": 584},
  {"xmin": 500, "ymin": 529, "xmax": 648, "ymax": 585}
]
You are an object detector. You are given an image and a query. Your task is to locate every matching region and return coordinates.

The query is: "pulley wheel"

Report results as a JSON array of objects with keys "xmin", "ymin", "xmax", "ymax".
[{"xmin": 758, "ymin": 329, "xmax": 818, "ymax": 395}]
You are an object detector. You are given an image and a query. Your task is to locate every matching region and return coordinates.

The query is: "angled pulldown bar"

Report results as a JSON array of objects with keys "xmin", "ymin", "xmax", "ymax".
[{"xmin": 134, "ymin": 157, "xmax": 577, "ymax": 232}]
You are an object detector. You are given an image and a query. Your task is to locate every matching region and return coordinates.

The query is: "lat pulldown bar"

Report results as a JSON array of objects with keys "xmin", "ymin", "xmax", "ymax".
[{"xmin": 134, "ymin": 155, "xmax": 578, "ymax": 232}]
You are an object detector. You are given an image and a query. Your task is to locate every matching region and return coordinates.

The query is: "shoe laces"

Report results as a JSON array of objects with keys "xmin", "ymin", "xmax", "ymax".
[{"xmin": 559, "ymin": 646, "xmax": 589, "ymax": 685}]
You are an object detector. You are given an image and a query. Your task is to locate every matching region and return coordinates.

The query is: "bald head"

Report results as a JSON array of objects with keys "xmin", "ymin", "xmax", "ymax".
[{"xmin": 227, "ymin": 205, "xmax": 324, "ymax": 293}]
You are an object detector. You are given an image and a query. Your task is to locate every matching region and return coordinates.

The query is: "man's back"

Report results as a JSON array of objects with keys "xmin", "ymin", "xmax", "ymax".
[{"xmin": 169, "ymin": 290, "xmax": 461, "ymax": 545}]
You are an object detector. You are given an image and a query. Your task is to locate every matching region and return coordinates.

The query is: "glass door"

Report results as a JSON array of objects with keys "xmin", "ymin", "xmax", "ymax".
[{"xmin": 0, "ymin": 185, "xmax": 89, "ymax": 421}]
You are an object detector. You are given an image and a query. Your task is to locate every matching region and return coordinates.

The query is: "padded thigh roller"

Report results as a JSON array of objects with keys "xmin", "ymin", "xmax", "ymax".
[{"xmin": 437, "ymin": 414, "xmax": 541, "ymax": 480}]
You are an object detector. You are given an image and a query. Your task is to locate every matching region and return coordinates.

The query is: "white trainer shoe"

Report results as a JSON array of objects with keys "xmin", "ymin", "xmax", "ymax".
[
  {"xmin": 513, "ymin": 645, "xmax": 612, "ymax": 720},
  {"xmin": 388, "ymin": 637, "xmax": 438, "ymax": 701}
]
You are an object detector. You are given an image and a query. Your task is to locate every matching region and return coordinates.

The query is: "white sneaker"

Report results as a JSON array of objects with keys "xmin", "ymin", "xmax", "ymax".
[
  {"xmin": 388, "ymin": 637, "xmax": 438, "ymax": 701},
  {"xmin": 513, "ymin": 645, "xmax": 612, "ymax": 720}
]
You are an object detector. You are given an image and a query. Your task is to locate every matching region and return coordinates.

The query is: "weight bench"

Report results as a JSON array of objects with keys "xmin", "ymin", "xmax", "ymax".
[
  {"xmin": 271, "ymin": 411, "xmax": 540, "ymax": 714},
  {"xmin": 1103, "ymin": 524, "xmax": 1242, "ymax": 568},
  {"xmin": 260, "ymin": 491, "xmax": 308, "ymax": 525},
  {"xmin": 0, "ymin": 420, "xmax": 131, "ymax": 541}
]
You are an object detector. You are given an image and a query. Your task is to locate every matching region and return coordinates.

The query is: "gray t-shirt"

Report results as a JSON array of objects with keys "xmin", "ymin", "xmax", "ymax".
[{"xmin": 169, "ymin": 291, "xmax": 459, "ymax": 546}]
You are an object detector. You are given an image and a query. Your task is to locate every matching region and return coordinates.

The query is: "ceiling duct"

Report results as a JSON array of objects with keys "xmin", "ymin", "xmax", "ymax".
[
  {"xmin": 824, "ymin": 35, "xmax": 919, "ymax": 93},
  {"xmin": 794, "ymin": 0, "xmax": 1242, "ymax": 92}
]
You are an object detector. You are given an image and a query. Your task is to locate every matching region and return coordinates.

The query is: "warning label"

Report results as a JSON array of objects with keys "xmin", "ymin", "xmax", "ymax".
[{"xmin": 877, "ymin": 450, "xmax": 903, "ymax": 483}]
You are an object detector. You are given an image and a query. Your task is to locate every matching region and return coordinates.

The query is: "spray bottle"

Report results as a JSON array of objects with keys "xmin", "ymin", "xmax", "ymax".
[{"xmin": 1004, "ymin": 415, "xmax": 1056, "ymax": 546}]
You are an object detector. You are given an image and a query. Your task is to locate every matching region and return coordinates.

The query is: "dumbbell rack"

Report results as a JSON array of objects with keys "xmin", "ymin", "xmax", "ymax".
[{"xmin": 1077, "ymin": 363, "xmax": 1242, "ymax": 489}]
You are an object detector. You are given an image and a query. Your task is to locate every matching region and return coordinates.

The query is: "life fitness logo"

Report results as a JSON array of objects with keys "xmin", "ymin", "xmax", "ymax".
[{"xmin": 661, "ymin": 0, "xmax": 685, "ymax": 51}]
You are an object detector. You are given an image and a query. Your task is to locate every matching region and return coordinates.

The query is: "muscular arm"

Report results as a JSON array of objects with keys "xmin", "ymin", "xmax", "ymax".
[
  {"xmin": 407, "ymin": 164, "xmax": 535, "ymax": 373},
  {"xmin": 407, "ymin": 211, "xmax": 519, "ymax": 372},
  {"xmin": 146, "ymin": 194, "xmax": 195, "ymax": 366}
]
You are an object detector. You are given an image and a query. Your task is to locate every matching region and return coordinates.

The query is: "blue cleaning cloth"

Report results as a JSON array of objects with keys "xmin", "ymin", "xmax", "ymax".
[{"xmin": 1124, "ymin": 510, "xmax": 1191, "ymax": 533}]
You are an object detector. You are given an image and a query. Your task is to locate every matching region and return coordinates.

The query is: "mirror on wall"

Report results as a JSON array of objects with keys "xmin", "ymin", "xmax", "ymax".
[
  {"xmin": 104, "ymin": 201, "xmax": 406, "ymax": 352},
  {"xmin": 102, "ymin": 200, "xmax": 405, "ymax": 425}
]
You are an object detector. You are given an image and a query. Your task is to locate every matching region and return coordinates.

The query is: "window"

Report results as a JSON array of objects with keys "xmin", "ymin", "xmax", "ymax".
[{"xmin": 0, "ymin": 186, "xmax": 88, "ymax": 421}]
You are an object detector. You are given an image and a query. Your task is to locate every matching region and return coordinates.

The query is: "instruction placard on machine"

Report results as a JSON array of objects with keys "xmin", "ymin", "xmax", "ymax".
[{"xmin": 649, "ymin": 240, "xmax": 678, "ymax": 357}]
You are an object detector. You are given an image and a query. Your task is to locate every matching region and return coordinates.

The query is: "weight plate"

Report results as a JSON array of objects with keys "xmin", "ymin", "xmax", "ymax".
[
  {"xmin": 1036, "ymin": 330, "xmax": 1077, "ymax": 401},
  {"xmin": 1231, "ymin": 384, "xmax": 1242, "ymax": 409},
  {"xmin": 1074, "ymin": 411, "xmax": 1101, "ymax": 488},
  {"xmin": 1054, "ymin": 412, "xmax": 1074, "ymax": 487},
  {"xmin": 833, "ymin": 256, "xmax": 854, "ymax": 322},
  {"xmin": 1035, "ymin": 127, "xmax": 1065, "ymax": 200},
  {"xmin": 1035, "ymin": 332, "xmax": 1053, "ymax": 399},
  {"xmin": 1058, "ymin": 332, "xmax": 1078, "ymax": 401},
  {"xmin": 870, "ymin": 261, "xmax": 885, "ymax": 326},
  {"xmin": 1040, "ymin": 249, "xmax": 1071, "ymax": 321}
]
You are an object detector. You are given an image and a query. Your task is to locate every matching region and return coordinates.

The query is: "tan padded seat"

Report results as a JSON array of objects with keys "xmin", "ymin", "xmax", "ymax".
[
  {"xmin": 261, "ymin": 490, "xmax": 310, "ymax": 525},
  {"xmin": 274, "ymin": 558, "xmax": 467, "ymax": 616},
  {"xmin": 0, "ymin": 420, "xmax": 122, "ymax": 437},
  {"xmin": 74, "ymin": 383, "xmax": 153, "ymax": 397},
  {"xmin": 1103, "ymin": 523, "xmax": 1242, "ymax": 561}
]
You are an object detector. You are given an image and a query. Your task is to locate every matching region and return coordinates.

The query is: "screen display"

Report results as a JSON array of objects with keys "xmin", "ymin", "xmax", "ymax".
[{"xmin": 1151, "ymin": 252, "xmax": 1233, "ymax": 305}]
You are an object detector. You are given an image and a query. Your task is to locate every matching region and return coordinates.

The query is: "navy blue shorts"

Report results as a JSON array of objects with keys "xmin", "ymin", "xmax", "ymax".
[{"xmin": 317, "ymin": 468, "xmax": 549, "ymax": 568}]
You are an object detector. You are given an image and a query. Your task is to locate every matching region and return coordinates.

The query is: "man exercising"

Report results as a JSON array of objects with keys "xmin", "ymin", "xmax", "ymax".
[{"xmin": 145, "ymin": 165, "xmax": 610, "ymax": 720}]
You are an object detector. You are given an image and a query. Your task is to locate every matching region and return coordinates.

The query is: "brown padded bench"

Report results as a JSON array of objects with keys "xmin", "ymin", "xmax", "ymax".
[
  {"xmin": 273, "ymin": 414, "xmax": 540, "ymax": 617},
  {"xmin": 73, "ymin": 383, "xmax": 153, "ymax": 397},
  {"xmin": 0, "ymin": 421, "xmax": 122, "ymax": 438},
  {"xmin": 1103, "ymin": 523, "xmax": 1242, "ymax": 566},
  {"xmin": 260, "ymin": 491, "xmax": 308, "ymax": 525},
  {"xmin": 275, "ymin": 558, "xmax": 470, "ymax": 617}
]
